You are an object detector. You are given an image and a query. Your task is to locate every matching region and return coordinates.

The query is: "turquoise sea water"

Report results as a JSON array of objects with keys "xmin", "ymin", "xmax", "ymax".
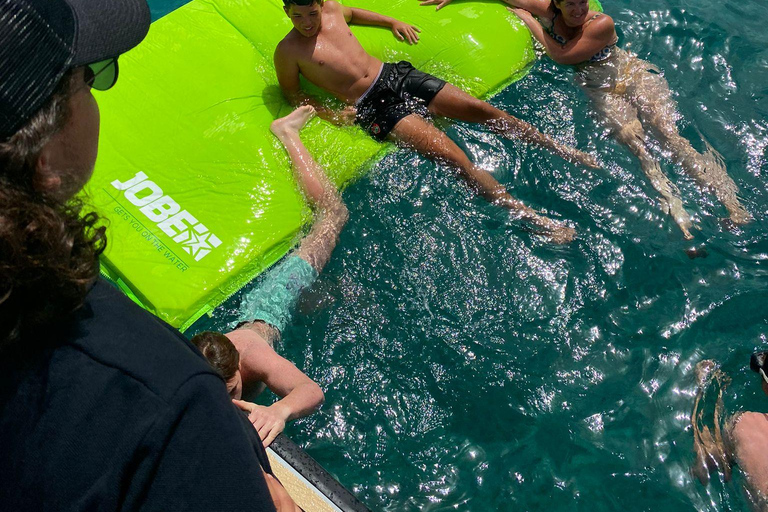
[{"xmin": 154, "ymin": 0, "xmax": 767, "ymax": 509}]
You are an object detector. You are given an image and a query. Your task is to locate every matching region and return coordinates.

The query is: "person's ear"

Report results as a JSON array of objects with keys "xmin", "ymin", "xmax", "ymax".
[{"xmin": 33, "ymin": 147, "xmax": 62, "ymax": 195}]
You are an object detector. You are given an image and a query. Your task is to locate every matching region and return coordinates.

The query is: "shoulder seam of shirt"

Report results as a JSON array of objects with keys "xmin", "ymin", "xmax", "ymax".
[{"xmin": 66, "ymin": 343, "xmax": 225, "ymax": 404}]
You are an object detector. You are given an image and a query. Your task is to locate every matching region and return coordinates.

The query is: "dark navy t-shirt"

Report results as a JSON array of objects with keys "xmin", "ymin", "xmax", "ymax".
[{"xmin": 0, "ymin": 279, "xmax": 276, "ymax": 512}]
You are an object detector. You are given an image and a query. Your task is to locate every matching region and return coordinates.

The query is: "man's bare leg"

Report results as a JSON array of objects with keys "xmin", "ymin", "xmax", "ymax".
[
  {"xmin": 236, "ymin": 106, "xmax": 349, "ymax": 347},
  {"xmin": 587, "ymin": 90, "xmax": 695, "ymax": 239},
  {"xmin": 270, "ymin": 105, "xmax": 349, "ymax": 272},
  {"xmin": 630, "ymin": 72, "xmax": 752, "ymax": 225},
  {"xmin": 427, "ymin": 83, "xmax": 599, "ymax": 169},
  {"xmin": 389, "ymin": 113, "xmax": 575, "ymax": 244},
  {"xmin": 727, "ymin": 412, "xmax": 768, "ymax": 508}
]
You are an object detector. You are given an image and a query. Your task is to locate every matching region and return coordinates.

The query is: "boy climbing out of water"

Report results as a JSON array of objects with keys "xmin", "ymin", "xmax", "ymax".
[
  {"xmin": 274, "ymin": 0, "xmax": 601, "ymax": 244},
  {"xmin": 193, "ymin": 105, "xmax": 346, "ymax": 446}
]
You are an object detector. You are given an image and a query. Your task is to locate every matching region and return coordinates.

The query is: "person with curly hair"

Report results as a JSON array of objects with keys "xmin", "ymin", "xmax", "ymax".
[{"xmin": 0, "ymin": 1, "xmax": 286, "ymax": 510}]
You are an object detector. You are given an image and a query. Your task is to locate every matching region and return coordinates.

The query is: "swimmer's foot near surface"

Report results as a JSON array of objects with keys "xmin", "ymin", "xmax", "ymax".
[
  {"xmin": 680, "ymin": 141, "xmax": 752, "ymax": 226},
  {"xmin": 558, "ymin": 144, "xmax": 601, "ymax": 170},
  {"xmin": 500, "ymin": 199, "xmax": 576, "ymax": 244},
  {"xmin": 527, "ymin": 216, "xmax": 576, "ymax": 244},
  {"xmin": 725, "ymin": 203, "xmax": 753, "ymax": 226},
  {"xmin": 270, "ymin": 105, "xmax": 316, "ymax": 142},
  {"xmin": 659, "ymin": 196, "xmax": 695, "ymax": 240}
]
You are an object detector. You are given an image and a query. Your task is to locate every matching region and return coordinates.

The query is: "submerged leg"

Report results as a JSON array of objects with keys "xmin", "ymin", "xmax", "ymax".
[
  {"xmin": 590, "ymin": 90, "xmax": 694, "ymax": 239},
  {"xmin": 427, "ymin": 83, "xmax": 599, "ymax": 169},
  {"xmin": 691, "ymin": 360, "xmax": 731, "ymax": 485},
  {"xmin": 270, "ymin": 105, "xmax": 349, "ymax": 273},
  {"xmin": 631, "ymin": 70, "xmax": 751, "ymax": 225},
  {"xmin": 389, "ymin": 113, "xmax": 576, "ymax": 244},
  {"xmin": 236, "ymin": 106, "xmax": 350, "ymax": 346}
]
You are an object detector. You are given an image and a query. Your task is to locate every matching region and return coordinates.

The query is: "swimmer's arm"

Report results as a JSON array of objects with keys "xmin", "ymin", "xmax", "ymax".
[
  {"xmin": 256, "ymin": 343, "xmax": 325, "ymax": 422},
  {"xmin": 513, "ymin": 8, "xmax": 615, "ymax": 65},
  {"xmin": 339, "ymin": 2, "xmax": 420, "ymax": 44},
  {"xmin": 274, "ymin": 42, "xmax": 356, "ymax": 125},
  {"xmin": 230, "ymin": 330, "xmax": 324, "ymax": 418},
  {"xmin": 231, "ymin": 334, "xmax": 324, "ymax": 446},
  {"xmin": 419, "ymin": 0, "xmax": 551, "ymax": 16}
]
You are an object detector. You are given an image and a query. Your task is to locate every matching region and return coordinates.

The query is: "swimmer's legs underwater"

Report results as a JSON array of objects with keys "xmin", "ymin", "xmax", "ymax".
[
  {"xmin": 238, "ymin": 105, "xmax": 349, "ymax": 346},
  {"xmin": 629, "ymin": 70, "xmax": 752, "ymax": 226},
  {"xmin": 587, "ymin": 89, "xmax": 695, "ymax": 239},
  {"xmin": 692, "ymin": 359, "xmax": 768, "ymax": 510},
  {"xmin": 387, "ymin": 112, "xmax": 576, "ymax": 244},
  {"xmin": 691, "ymin": 360, "xmax": 731, "ymax": 485},
  {"xmin": 270, "ymin": 105, "xmax": 349, "ymax": 273},
  {"xmin": 427, "ymin": 83, "xmax": 600, "ymax": 169}
]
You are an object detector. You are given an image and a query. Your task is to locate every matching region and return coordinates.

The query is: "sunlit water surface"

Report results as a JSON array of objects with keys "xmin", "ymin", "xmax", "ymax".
[{"xmin": 155, "ymin": 0, "xmax": 768, "ymax": 509}]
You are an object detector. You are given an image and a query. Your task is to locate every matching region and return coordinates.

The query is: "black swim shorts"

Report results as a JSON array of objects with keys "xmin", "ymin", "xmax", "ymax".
[{"xmin": 355, "ymin": 61, "xmax": 447, "ymax": 141}]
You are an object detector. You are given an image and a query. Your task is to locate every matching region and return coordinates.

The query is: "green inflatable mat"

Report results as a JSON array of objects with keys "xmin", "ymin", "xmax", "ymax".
[{"xmin": 87, "ymin": 0, "xmax": 600, "ymax": 330}]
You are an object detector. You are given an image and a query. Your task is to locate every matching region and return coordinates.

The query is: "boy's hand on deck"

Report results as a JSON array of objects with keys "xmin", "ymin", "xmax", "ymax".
[
  {"xmin": 392, "ymin": 21, "xmax": 421, "ymax": 44},
  {"xmin": 419, "ymin": 0, "xmax": 453, "ymax": 11},
  {"xmin": 233, "ymin": 399, "xmax": 288, "ymax": 447}
]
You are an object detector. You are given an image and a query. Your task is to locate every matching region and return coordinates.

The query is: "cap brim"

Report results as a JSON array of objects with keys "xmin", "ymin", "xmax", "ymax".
[{"xmin": 68, "ymin": 0, "xmax": 151, "ymax": 66}]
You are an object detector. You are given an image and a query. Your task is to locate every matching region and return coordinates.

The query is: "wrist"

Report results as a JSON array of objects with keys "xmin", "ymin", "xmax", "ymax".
[{"xmin": 269, "ymin": 402, "xmax": 292, "ymax": 422}]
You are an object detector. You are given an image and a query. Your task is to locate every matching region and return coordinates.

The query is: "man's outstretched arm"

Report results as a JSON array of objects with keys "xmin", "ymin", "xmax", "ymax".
[
  {"xmin": 337, "ymin": 1, "xmax": 420, "ymax": 43},
  {"xmin": 231, "ymin": 331, "xmax": 325, "ymax": 447}
]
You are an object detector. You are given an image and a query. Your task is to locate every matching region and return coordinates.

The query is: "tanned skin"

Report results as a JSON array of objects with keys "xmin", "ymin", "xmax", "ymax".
[{"xmin": 274, "ymin": 0, "xmax": 603, "ymax": 244}]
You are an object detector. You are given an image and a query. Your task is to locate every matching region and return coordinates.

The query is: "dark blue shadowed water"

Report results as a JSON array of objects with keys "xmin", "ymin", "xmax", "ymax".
[{"xmin": 154, "ymin": 0, "xmax": 768, "ymax": 509}]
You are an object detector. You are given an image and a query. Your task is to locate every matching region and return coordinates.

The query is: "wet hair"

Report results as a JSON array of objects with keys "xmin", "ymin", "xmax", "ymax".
[
  {"xmin": 190, "ymin": 331, "xmax": 240, "ymax": 381},
  {"xmin": 0, "ymin": 70, "xmax": 106, "ymax": 349},
  {"xmin": 550, "ymin": 0, "xmax": 562, "ymax": 17},
  {"xmin": 283, "ymin": 0, "xmax": 322, "ymax": 7},
  {"xmin": 750, "ymin": 351, "xmax": 768, "ymax": 376}
]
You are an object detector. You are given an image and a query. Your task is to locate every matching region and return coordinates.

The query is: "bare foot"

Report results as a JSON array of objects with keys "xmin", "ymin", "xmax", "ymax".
[
  {"xmin": 728, "ymin": 206, "xmax": 753, "ymax": 226},
  {"xmin": 270, "ymin": 105, "xmax": 316, "ymax": 142},
  {"xmin": 582, "ymin": 154, "xmax": 602, "ymax": 170},
  {"xmin": 659, "ymin": 196, "xmax": 695, "ymax": 240},
  {"xmin": 530, "ymin": 217, "xmax": 576, "ymax": 244}
]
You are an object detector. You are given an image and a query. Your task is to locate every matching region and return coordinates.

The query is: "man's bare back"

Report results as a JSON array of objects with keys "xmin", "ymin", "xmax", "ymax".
[{"xmin": 275, "ymin": 0, "xmax": 385, "ymax": 104}]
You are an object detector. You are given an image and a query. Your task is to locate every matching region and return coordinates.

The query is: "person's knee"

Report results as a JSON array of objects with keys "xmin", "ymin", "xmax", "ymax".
[
  {"xmin": 328, "ymin": 199, "xmax": 349, "ymax": 230},
  {"xmin": 614, "ymin": 119, "xmax": 645, "ymax": 145}
]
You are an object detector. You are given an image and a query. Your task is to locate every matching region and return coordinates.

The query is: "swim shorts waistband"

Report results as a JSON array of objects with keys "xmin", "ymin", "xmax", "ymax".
[{"xmin": 355, "ymin": 63, "xmax": 385, "ymax": 107}]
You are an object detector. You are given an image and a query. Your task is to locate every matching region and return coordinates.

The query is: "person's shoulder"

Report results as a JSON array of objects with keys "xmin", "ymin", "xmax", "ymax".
[
  {"xmin": 70, "ymin": 279, "xmax": 217, "ymax": 399},
  {"xmin": 586, "ymin": 11, "xmax": 615, "ymax": 33},
  {"xmin": 276, "ymin": 30, "xmax": 303, "ymax": 57}
]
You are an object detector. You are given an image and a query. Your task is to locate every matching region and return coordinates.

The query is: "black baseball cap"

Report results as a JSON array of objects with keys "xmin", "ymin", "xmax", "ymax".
[{"xmin": 0, "ymin": 0, "xmax": 151, "ymax": 140}]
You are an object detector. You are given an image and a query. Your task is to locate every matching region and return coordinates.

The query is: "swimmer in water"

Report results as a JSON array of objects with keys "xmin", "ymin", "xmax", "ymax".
[
  {"xmin": 192, "ymin": 105, "xmax": 345, "ymax": 447},
  {"xmin": 692, "ymin": 354, "xmax": 768, "ymax": 510},
  {"xmin": 275, "ymin": 0, "xmax": 607, "ymax": 244},
  {"xmin": 422, "ymin": 0, "xmax": 752, "ymax": 239}
]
